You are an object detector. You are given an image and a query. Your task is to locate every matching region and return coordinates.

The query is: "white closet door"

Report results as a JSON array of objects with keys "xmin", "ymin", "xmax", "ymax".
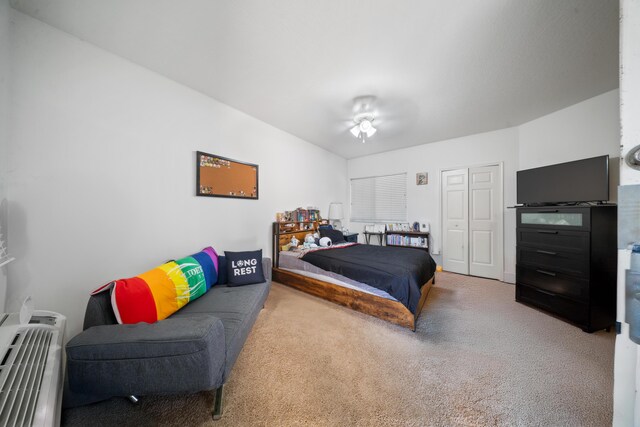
[
  {"xmin": 442, "ymin": 169, "xmax": 469, "ymax": 274},
  {"xmin": 469, "ymin": 165, "xmax": 503, "ymax": 280}
]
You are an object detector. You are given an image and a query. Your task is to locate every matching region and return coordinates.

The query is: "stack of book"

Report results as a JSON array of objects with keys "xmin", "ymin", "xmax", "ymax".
[{"xmin": 275, "ymin": 207, "xmax": 322, "ymax": 222}]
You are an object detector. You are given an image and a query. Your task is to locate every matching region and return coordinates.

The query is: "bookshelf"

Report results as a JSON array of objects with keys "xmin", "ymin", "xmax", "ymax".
[
  {"xmin": 272, "ymin": 219, "xmax": 328, "ymax": 267},
  {"xmin": 385, "ymin": 230, "xmax": 429, "ymax": 251}
]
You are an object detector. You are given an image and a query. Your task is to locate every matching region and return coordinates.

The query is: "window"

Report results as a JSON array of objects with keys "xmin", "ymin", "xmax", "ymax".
[{"xmin": 350, "ymin": 173, "xmax": 407, "ymax": 222}]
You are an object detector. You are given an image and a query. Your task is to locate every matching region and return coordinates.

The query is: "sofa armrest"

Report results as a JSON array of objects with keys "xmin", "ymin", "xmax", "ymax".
[
  {"xmin": 67, "ymin": 314, "xmax": 226, "ymax": 396},
  {"xmin": 83, "ymin": 291, "xmax": 118, "ymax": 330},
  {"xmin": 262, "ymin": 257, "xmax": 272, "ymax": 281}
]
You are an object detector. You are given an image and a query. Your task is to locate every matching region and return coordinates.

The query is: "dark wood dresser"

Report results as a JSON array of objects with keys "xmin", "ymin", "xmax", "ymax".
[{"xmin": 515, "ymin": 205, "xmax": 617, "ymax": 332}]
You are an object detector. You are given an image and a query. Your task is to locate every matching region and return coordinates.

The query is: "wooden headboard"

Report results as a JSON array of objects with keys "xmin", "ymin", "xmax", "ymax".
[{"xmin": 272, "ymin": 220, "xmax": 328, "ymax": 267}]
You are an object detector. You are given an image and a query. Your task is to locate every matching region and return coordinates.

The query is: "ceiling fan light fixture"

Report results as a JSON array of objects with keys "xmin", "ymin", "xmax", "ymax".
[
  {"xmin": 348, "ymin": 98, "xmax": 378, "ymax": 143},
  {"xmin": 359, "ymin": 119, "xmax": 373, "ymax": 133},
  {"xmin": 365, "ymin": 126, "xmax": 377, "ymax": 138},
  {"xmin": 350, "ymin": 114, "xmax": 377, "ymax": 143}
]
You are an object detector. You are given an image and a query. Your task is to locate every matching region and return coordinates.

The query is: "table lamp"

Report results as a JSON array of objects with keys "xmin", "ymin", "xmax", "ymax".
[{"xmin": 328, "ymin": 202, "xmax": 344, "ymax": 230}]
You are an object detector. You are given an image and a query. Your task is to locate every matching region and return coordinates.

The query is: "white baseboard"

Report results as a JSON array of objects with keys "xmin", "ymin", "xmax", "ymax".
[{"xmin": 503, "ymin": 272, "xmax": 515, "ymax": 284}]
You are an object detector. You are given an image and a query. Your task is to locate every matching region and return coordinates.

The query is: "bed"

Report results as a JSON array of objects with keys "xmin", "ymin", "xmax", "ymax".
[{"xmin": 272, "ymin": 223, "xmax": 436, "ymax": 330}]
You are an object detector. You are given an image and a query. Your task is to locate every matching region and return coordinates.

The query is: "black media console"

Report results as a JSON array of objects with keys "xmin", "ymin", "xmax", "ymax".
[{"xmin": 515, "ymin": 205, "xmax": 617, "ymax": 332}]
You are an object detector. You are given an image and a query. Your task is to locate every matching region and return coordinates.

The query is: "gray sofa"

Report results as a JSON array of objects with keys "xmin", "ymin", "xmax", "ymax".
[{"xmin": 64, "ymin": 256, "xmax": 272, "ymax": 420}]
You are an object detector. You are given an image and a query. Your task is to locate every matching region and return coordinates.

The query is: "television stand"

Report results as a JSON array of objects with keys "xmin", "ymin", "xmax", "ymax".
[{"xmin": 515, "ymin": 205, "xmax": 616, "ymax": 332}]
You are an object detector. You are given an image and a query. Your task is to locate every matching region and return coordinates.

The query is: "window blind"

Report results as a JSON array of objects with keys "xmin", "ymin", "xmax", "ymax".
[{"xmin": 350, "ymin": 173, "xmax": 407, "ymax": 222}]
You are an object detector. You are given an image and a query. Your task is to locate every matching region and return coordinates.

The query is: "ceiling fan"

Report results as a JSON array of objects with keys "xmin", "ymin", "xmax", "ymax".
[{"xmin": 349, "ymin": 96, "xmax": 377, "ymax": 143}]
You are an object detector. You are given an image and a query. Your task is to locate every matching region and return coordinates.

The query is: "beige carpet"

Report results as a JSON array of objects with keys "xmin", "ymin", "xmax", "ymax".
[{"xmin": 62, "ymin": 272, "xmax": 614, "ymax": 426}]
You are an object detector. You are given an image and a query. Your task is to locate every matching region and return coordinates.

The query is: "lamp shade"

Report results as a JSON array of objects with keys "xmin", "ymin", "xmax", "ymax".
[{"xmin": 328, "ymin": 202, "xmax": 344, "ymax": 220}]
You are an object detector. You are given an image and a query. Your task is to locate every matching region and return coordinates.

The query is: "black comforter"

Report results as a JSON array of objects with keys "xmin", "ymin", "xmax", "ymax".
[{"xmin": 301, "ymin": 244, "xmax": 436, "ymax": 314}]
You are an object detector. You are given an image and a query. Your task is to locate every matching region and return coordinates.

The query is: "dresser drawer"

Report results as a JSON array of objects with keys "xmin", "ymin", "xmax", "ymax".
[
  {"xmin": 517, "ymin": 228, "xmax": 589, "ymax": 253},
  {"xmin": 517, "ymin": 207, "xmax": 590, "ymax": 231},
  {"xmin": 516, "ymin": 283, "xmax": 589, "ymax": 326},
  {"xmin": 516, "ymin": 266, "xmax": 589, "ymax": 301},
  {"xmin": 517, "ymin": 247, "xmax": 589, "ymax": 278}
]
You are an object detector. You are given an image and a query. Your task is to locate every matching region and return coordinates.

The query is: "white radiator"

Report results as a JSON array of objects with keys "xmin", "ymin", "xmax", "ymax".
[{"xmin": 0, "ymin": 310, "xmax": 66, "ymax": 427}]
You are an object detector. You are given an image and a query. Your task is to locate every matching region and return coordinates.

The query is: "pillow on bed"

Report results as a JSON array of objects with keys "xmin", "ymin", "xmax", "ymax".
[
  {"xmin": 320, "ymin": 228, "xmax": 346, "ymax": 243},
  {"xmin": 319, "ymin": 237, "xmax": 332, "ymax": 247},
  {"xmin": 225, "ymin": 250, "xmax": 265, "ymax": 286}
]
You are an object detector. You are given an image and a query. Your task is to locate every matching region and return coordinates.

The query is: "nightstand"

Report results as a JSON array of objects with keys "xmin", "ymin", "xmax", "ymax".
[{"xmin": 343, "ymin": 232, "xmax": 359, "ymax": 243}]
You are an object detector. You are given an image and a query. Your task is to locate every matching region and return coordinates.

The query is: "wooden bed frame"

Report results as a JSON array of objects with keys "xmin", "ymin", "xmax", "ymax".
[{"xmin": 272, "ymin": 221, "xmax": 434, "ymax": 330}]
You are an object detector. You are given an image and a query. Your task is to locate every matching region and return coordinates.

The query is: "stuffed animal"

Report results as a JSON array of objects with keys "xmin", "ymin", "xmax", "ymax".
[
  {"xmin": 304, "ymin": 233, "xmax": 315, "ymax": 244},
  {"xmin": 290, "ymin": 236, "xmax": 299, "ymax": 247},
  {"xmin": 319, "ymin": 237, "xmax": 332, "ymax": 247}
]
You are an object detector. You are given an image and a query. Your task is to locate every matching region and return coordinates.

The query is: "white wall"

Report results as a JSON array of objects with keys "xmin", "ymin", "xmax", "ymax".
[
  {"xmin": 519, "ymin": 89, "xmax": 620, "ymax": 202},
  {"xmin": 0, "ymin": 0, "xmax": 10, "ymax": 312},
  {"xmin": 7, "ymin": 11, "xmax": 347, "ymax": 337},
  {"xmin": 347, "ymin": 127, "xmax": 519, "ymax": 281},
  {"xmin": 518, "ymin": 90, "xmax": 620, "ymax": 170}
]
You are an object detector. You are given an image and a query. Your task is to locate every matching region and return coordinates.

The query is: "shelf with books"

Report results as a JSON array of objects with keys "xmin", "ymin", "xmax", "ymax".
[{"xmin": 385, "ymin": 230, "xmax": 429, "ymax": 251}]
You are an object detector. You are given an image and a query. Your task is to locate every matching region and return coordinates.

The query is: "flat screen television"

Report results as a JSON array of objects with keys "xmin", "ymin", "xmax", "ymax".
[{"xmin": 517, "ymin": 155, "xmax": 609, "ymax": 205}]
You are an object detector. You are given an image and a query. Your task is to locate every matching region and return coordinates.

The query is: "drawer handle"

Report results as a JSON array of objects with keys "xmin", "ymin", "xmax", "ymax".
[
  {"xmin": 536, "ymin": 288, "xmax": 556, "ymax": 297},
  {"xmin": 537, "ymin": 230, "xmax": 558, "ymax": 234},
  {"xmin": 536, "ymin": 249, "xmax": 557, "ymax": 256},
  {"xmin": 536, "ymin": 269, "xmax": 557, "ymax": 277},
  {"xmin": 537, "ymin": 209, "xmax": 559, "ymax": 213}
]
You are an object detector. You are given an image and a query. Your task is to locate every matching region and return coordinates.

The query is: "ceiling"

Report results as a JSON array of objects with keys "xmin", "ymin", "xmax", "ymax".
[{"xmin": 11, "ymin": 0, "xmax": 619, "ymax": 159}]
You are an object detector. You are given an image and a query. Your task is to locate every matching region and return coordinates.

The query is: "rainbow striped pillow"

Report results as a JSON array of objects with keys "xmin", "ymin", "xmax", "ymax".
[{"xmin": 92, "ymin": 247, "xmax": 219, "ymax": 324}]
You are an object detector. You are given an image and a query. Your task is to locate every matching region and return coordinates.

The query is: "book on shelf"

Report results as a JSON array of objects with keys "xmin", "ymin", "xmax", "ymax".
[
  {"xmin": 276, "ymin": 208, "xmax": 322, "ymax": 223},
  {"xmin": 386, "ymin": 223, "xmax": 412, "ymax": 232},
  {"xmin": 386, "ymin": 233, "xmax": 428, "ymax": 248}
]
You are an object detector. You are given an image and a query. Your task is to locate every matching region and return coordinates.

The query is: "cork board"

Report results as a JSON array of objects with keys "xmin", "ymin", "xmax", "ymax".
[{"xmin": 196, "ymin": 151, "xmax": 259, "ymax": 199}]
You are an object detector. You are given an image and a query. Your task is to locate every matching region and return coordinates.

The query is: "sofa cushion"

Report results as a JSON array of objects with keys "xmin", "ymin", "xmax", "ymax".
[
  {"xmin": 225, "ymin": 250, "xmax": 265, "ymax": 286},
  {"xmin": 173, "ymin": 280, "xmax": 270, "ymax": 381},
  {"xmin": 66, "ymin": 315, "xmax": 226, "ymax": 396},
  {"xmin": 68, "ymin": 315, "xmax": 221, "ymax": 360}
]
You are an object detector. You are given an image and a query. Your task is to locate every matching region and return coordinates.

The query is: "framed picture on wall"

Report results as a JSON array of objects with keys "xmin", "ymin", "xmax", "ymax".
[
  {"xmin": 416, "ymin": 172, "xmax": 428, "ymax": 185},
  {"xmin": 196, "ymin": 151, "xmax": 259, "ymax": 199}
]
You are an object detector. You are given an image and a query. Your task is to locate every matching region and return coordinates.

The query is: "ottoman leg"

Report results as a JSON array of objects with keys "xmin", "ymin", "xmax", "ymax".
[
  {"xmin": 212, "ymin": 385, "xmax": 224, "ymax": 420},
  {"xmin": 127, "ymin": 395, "xmax": 139, "ymax": 404}
]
